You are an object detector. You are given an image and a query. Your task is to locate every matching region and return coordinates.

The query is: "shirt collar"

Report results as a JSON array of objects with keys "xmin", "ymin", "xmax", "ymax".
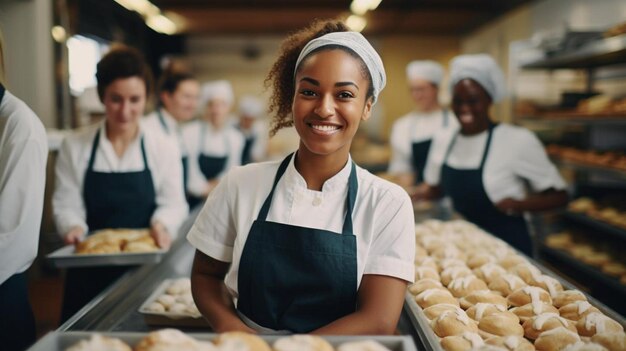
[
  {"xmin": 284, "ymin": 153, "xmax": 353, "ymax": 193},
  {"xmin": 99, "ymin": 120, "xmax": 143, "ymax": 146}
]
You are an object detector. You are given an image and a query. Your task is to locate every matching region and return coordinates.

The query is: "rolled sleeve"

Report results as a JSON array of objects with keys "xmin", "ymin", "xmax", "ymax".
[{"xmin": 513, "ymin": 131, "xmax": 567, "ymax": 192}]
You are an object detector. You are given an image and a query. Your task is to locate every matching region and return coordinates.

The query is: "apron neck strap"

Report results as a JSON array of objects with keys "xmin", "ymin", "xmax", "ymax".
[
  {"xmin": 257, "ymin": 153, "xmax": 358, "ymax": 235},
  {"xmin": 157, "ymin": 109, "xmax": 170, "ymax": 134},
  {"xmin": 443, "ymin": 122, "xmax": 496, "ymax": 165},
  {"xmin": 0, "ymin": 83, "xmax": 5, "ymax": 104},
  {"xmin": 88, "ymin": 128, "xmax": 148, "ymax": 171}
]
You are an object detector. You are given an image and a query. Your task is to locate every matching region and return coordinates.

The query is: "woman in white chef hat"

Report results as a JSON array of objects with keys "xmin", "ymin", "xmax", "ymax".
[
  {"xmin": 188, "ymin": 19, "xmax": 415, "ymax": 334},
  {"xmin": 183, "ymin": 80, "xmax": 244, "ymax": 208},
  {"xmin": 235, "ymin": 94, "xmax": 268, "ymax": 165},
  {"xmin": 416, "ymin": 54, "xmax": 568, "ymax": 256},
  {"xmin": 388, "ymin": 60, "xmax": 458, "ymax": 188}
]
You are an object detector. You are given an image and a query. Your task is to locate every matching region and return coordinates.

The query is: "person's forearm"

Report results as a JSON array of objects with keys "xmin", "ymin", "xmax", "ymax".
[
  {"xmin": 312, "ymin": 310, "xmax": 399, "ymax": 335},
  {"xmin": 411, "ymin": 183, "xmax": 443, "ymax": 201},
  {"xmin": 518, "ymin": 190, "xmax": 569, "ymax": 212},
  {"xmin": 191, "ymin": 274, "xmax": 251, "ymax": 332}
]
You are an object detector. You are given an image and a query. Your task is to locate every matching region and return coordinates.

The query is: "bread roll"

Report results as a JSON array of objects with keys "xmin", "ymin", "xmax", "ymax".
[
  {"xmin": 135, "ymin": 329, "xmax": 216, "ymax": 351},
  {"xmin": 576, "ymin": 312, "xmax": 624, "ymax": 337},
  {"xmin": 488, "ymin": 274, "xmax": 527, "ymax": 297},
  {"xmin": 66, "ymin": 334, "xmax": 132, "ymax": 351},
  {"xmin": 214, "ymin": 332, "xmax": 271, "ymax": 351},
  {"xmin": 431, "ymin": 245, "xmax": 467, "ymax": 261},
  {"xmin": 415, "ymin": 288, "xmax": 459, "ymax": 308},
  {"xmin": 422, "ymin": 304, "xmax": 466, "ymax": 321},
  {"xmin": 499, "ymin": 255, "xmax": 529, "ymax": 270},
  {"xmin": 478, "ymin": 311, "xmax": 524, "ymax": 339},
  {"xmin": 441, "ymin": 266, "xmax": 473, "ymax": 286},
  {"xmin": 507, "ymin": 287, "xmax": 552, "ymax": 307},
  {"xmin": 601, "ymin": 262, "xmax": 626, "ymax": 277},
  {"xmin": 459, "ymin": 290, "xmax": 508, "ymax": 310},
  {"xmin": 415, "ymin": 245, "xmax": 428, "ymax": 258},
  {"xmin": 553, "ymin": 290, "xmax": 587, "ymax": 308},
  {"xmin": 562, "ymin": 342, "xmax": 609, "ymax": 351},
  {"xmin": 431, "ymin": 310, "xmax": 479, "ymax": 337},
  {"xmin": 466, "ymin": 303, "xmax": 506, "ymax": 321},
  {"xmin": 273, "ymin": 335, "xmax": 333, "ymax": 351},
  {"xmin": 510, "ymin": 302, "xmax": 558, "ymax": 324},
  {"xmin": 448, "ymin": 276, "xmax": 489, "ymax": 298},
  {"xmin": 534, "ymin": 327, "xmax": 581, "ymax": 351},
  {"xmin": 474, "ymin": 263, "xmax": 507, "ymax": 284},
  {"xmin": 440, "ymin": 332, "xmax": 484, "ymax": 351},
  {"xmin": 408, "ymin": 279, "xmax": 444, "ymax": 296},
  {"xmin": 337, "ymin": 340, "xmax": 391, "ymax": 351},
  {"xmin": 508, "ymin": 264, "xmax": 543, "ymax": 285},
  {"xmin": 559, "ymin": 301, "xmax": 601, "ymax": 322},
  {"xmin": 438, "ymin": 258, "xmax": 468, "ymax": 272},
  {"xmin": 467, "ymin": 253, "xmax": 497, "ymax": 269},
  {"xmin": 415, "ymin": 256, "xmax": 439, "ymax": 271},
  {"xmin": 591, "ymin": 332, "xmax": 626, "ymax": 351},
  {"xmin": 532, "ymin": 275, "xmax": 564, "ymax": 298},
  {"xmin": 415, "ymin": 266, "xmax": 440, "ymax": 281},
  {"xmin": 523, "ymin": 313, "xmax": 577, "ymax": 340},
  {"xmin": 484, "ymin": 335, "xmax": 535, "ymax": 351}
]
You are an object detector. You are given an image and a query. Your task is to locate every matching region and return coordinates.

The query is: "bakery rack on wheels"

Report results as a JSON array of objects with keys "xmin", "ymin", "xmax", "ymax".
[{"xmin": 509, "ymin": 31, "xmax": 626, "ymax": 317}]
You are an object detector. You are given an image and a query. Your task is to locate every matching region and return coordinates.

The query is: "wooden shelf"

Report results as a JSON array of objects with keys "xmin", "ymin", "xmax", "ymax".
[
  {"xmin": 563, "ymin": 211, "xmax": 626, "ymax": 241},
  {"xmin": 550, "ymin": 157, "xmax": 626, "ymax": 181}
]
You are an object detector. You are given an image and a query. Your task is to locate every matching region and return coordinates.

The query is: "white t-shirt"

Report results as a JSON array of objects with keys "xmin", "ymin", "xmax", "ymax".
[
  {"xmin": 182, "ymin": 120, "xmax": 245, "ymax": 196},
  {"xmin": 187, "ymin": 154, "xmax": 415, "ymax": 304},
  {"xmin": 52, "ymin": 120, "xmax": 188, "ymax": 238},
  {"xmin": 424, "ymin": 123, "xmax": 567, "ymax": 203},
  {"xmin": 388, "ymin": 109, "xmax": 458, "ymax": 174},
  {"xmin": 0, "ymin": 90, "xmax": 48, "ymax": 284},
  {"xmin": 143, "ymin": 108, "xmax": 186, "ymax": 157}
]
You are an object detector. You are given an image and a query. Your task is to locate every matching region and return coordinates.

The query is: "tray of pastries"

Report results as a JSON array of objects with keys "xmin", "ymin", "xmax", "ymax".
[
  {"xmin": 46, "ymin": 229, "xmax": 166, "ymax": 268},
  {"xmin": 29, "ymin": 328, "xmax": 419, "ymax": 351},
  {"xmin": 405, "ymin": 219, "xmax": 626, "ymax": 351},
  {"xmin": 138, "ymin": 278, "xmax": 209, "ymax": 328}
]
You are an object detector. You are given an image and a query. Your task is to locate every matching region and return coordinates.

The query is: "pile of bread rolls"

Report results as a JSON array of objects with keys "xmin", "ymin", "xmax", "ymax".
[
  {"xmin": 409, "ymin": 219, "xmax": 625, "ymax": 351},
  {"xmin": 545, "ymin": 145, "xmax": 626, "ymax": 172},
  {"xmin": 142, "ymin": 278, "xmax": 201, "ymax": 317},
  {"xmin": 75, "ymin": 229, "xmax": 159, "ymax": 254},
  {"xmin": 544, "ymin": 231, "xmax": 626, "ymax": 286},
  {"xmin": 65, "ymin": 329, "xmax": 395, "ymax": 351},
  {"xmin": 568, "ymin": 197, "xmax": 626, "ymax": 230}
]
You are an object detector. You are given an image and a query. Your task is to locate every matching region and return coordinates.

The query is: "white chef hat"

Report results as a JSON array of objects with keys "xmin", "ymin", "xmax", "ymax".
[
  {"xmin": 449, "ymin": 54, "xmax": 507, "ymax": 102},
  {"xmin": 406, "ymin": 60, "xmax": 444, "ymax": 85},
  {"xmin": 294, "ymin": 31, "xmax": 386, "ymax": 104},
  {"xmin": 199, "ymin": 80, "xmax": 234, "ymax": 108},
  {"xmin": 238, "ymin": 95, "xmax": 265, "ymax": 119}
]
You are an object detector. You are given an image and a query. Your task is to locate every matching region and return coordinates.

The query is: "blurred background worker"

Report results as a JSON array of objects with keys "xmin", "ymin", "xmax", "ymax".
[
  {"xmin": 235, "ymin": 95, "xmax": 268, "ymax": 165},
  {"xmin": 388, "ymin": 60, "xmax": 458, "ymax": 189}
]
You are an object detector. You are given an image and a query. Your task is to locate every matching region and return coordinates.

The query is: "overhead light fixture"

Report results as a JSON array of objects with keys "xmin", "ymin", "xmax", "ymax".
[
  {"xmin": 350, "ymin": 0, "xmax": 383, "ymax": 16},
  {"xmin": 346, "ymin": 15, "xmax": 367, "ymax": 32},
  {"xmin": 51, "ymin": 25, "xmax": 67, "ymax": 43},
  {"xmin": 114, "ymin": 0, "xmax": 178, "ymax": 35}
]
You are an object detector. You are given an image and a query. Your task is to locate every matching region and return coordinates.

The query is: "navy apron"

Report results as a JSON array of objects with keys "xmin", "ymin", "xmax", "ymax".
[
  {"xmin": 237, "ymin": 153, "xmax": 359, "ymax": 333},
  {"xmin": 240, "ymin": 134, "xmax": 255, "ymax": 165},
  {"xmin": 0, "ymin": 83, "xmax": 36, "ymax": 351},
  {"xmin": 411, "ymin": 110, "xmax": 448, "ymax": 184},
  {"xmin": 157, "ymin": 110, "xmax": 190, "ymax": 203},
  {"xmin": 440, "ymin": 124, "xmax": 533, "ymax": 256},
  {"xmin": 188, "ymin": 123, "xmax": 229, "ymax": 208},
  {"xmin": 61, "ymin": 130, "xmax": 157, "ymax": 321}
]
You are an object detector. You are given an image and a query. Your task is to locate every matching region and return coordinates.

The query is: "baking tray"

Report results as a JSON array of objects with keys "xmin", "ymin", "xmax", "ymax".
[
  {"xmin": 138, "ymin": 279, "xmax": 209, "ymax": 328},
  {"xmin": 46, "ymin": 245, "xmax": 167, "ymax": 268},
  {"xmin": 403, "ymin": 292, "xmax": 444, "ymax": 351},
  {"xmin": 29, "ymin": 331, "xmax": 418, "ymax": 351}
]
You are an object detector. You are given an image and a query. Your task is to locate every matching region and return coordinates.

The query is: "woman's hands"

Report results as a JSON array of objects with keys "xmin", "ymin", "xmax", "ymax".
[
  {"xmin": 150, "ymin": 221, "xmax": 172, "ymax": 249},
  {"xmin": 63, "ymin": 226, "xmax": 85, "ymax": 245}
]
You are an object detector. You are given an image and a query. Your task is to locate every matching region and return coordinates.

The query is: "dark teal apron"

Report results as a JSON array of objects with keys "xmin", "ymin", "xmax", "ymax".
[
  {"xmin": 61, "ymin": 130, "xmax": 157, "ymax": 321},
  {"xmin": 0, "ymin": 83, "xmax": 36, "ymax": 351},
  {"xmin": 237, "ymin": 153, "xmax": 359, "ymax": 333},
  {"xmin": 411, "ymin": 110, "xmax": 448, "ymax": 184},
  {"xmin": 440, "ymin": 123, "xmax": 532, "ymax": 256},
  {"xmin": 240, "ymin": 134, "xmax": 255, "ymax": 165},
  {"xmin": 188, "ymin": 122, "xmax": 230, "ymax": 208},
  {"xmin": 157, "ymin": 109, "xmax": 190, "ymax": 204}
]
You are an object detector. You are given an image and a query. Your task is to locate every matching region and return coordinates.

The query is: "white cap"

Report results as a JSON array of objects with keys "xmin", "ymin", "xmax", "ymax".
[
  {"xmin": 238, "ymin": 95, "xmax": 265, "ymax": 119},
  {"xmin": 406, "ymin": 60, "xmax": 444, "ymax": 85},
  {"xmin": 449, "ymin": 54, "xmax": 506, "ymax": 102},
  {"xmin": 199, "ymin": 80, "xmax": 234, "ymax": 108}
]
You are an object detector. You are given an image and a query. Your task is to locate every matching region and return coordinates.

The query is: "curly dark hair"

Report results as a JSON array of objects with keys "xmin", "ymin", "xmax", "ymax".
[
  {"xmin": 264, "ymin": 19, "xmax": 374, "ymax": 137},
  {"xmin": 96, "ymin": 44, "xmax": 153, "ymax": 102}
]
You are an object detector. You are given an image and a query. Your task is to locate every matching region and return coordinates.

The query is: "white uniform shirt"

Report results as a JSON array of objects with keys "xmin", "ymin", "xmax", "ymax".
[
  {"xmin": 187, "ymin": 155, "xmax": 416, "ymax": 304},
  {"xmin": 52, "ymin": 120, "xmax": 188, "ymax": 238},
  {"xmin": 143, "ymin": 108, "xmax": 185, "ymax": 157},
  {"xmin": 0, "ymin": 90, "xmax": 48, "ymax": 285},
  {"xmin": 424, "ymin": 123, "xmax": 567, "ymax": 203},
  {"xmin": 182, "ymin": 120, "xmax": 244, "ymax": 196},
  {"xmin": 388, "ymin": 109, "xmax": 458, "ymax": 174}
]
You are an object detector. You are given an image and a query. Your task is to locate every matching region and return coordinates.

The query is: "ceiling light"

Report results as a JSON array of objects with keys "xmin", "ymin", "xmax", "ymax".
[
  {"xmin": 350, "ymin": 0, "xmax": 383, "ymax": 15},
  {"xmin": 346, "ymin": 15, "xmax": 367, "ymax": 32},
  {"xmin": 51, "ymin": 25, "xmax": 67, "ymax": 43},
  {"xmin": 114, "ymin": 0, "xmax": 177, "ymax": 35},
  {"xmin": 146, "ymin": 14, "xmax": 177, "ymax": 35}
]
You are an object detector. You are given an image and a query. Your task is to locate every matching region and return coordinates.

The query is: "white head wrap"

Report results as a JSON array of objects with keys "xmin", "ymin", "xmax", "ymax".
[
  {"xmin": 294, "ymin": 31, "xmax": 386, "ymax": 104},
  {"xmin": 238, "ymin": 95, "xmax": 265, "ymax": 119},
  {"xmin": 199, "ymin": 80, "xmax": 234, "ymax": 108},
  {"xmin": 406, "ymin": 60, "xmax": 444, "ymax": 85},
  {"xmin": 449, "ymin": 54, "xmax": 506, "ymax": 102}
]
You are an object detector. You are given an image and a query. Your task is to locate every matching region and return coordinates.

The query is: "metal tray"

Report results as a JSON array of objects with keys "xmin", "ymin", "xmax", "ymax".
[
  {"xmin": 138, "ymin": 279, "xmax": 209, "ymax": 328},
  {"xmin": 403, "ymin": 292, "xmax": 444, "ymax": 351},
  {"xmin": 29, "ymin": 331, "xmax": 418, "ymax": 351},
  {"xmin": 46, "ymin": 245, "xmax": 166, "ymax": 268}
]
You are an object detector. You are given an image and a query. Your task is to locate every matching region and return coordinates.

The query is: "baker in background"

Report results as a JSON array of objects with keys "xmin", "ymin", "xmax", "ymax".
[
  {"xmin": 0, "ymin": 32, "xmax": 48, "ymax": 351},
  {"xmin": 415, "ymin": 54, "xmax": 568, "ymax": 256},
  {"xmin": 53, "ymin": 45, "xmax": 188, "ymax": 321},
  {"xmin": 183, "ymin": 80, "xmax": 244, "ymax": 208},
  {"xmin": 235, "ymin": 95, "xmax": 268, "ymax": 165},
  {"xmin": 143, "ymin": 68, "xmax": 200, "ymax": 202},
  {"xmin": 388, "ymin": 60, "xmax": 457, "ymax": 188}
]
